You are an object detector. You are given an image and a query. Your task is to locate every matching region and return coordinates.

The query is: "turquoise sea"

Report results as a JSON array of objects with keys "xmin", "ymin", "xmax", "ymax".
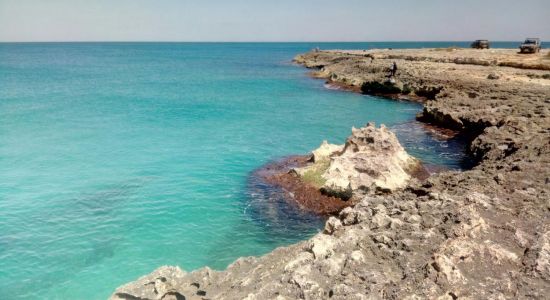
[{"xmin": 0, "ymin": 42, "xmax": 515, "ymax": 299}]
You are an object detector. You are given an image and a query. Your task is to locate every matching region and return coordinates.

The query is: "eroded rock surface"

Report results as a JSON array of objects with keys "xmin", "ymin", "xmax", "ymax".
[
  {"xmin": 111, "ymin": 49, "xmax": 550, "ymax": 299},
  {"xmin": 311, "ymin": 140, "xmax": 344, "ymax": 163},
  {"xmin": 111, "ymin": 266, "xmax": 192, "ymax": 300},
  {"xmin": 296, "ymin": 123, "xmax": 420, "ymax": 199}
]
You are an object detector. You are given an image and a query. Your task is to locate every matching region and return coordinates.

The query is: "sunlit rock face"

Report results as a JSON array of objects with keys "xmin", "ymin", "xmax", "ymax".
[
  {"xmin": 294, "ymin": 123, "xmax": 420, "ymax": 200},
  {"xmin": 320, "ymin": 123, "xmax": 420, "ymax": 198}
]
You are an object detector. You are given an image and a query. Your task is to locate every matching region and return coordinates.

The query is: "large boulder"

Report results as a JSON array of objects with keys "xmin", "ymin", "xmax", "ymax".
[
  {"xmin": 296, "ymin": 123, "xmax": 420, "ymax": 199},
  {"xmin": 322, "ymin": 123, "xmax": 419, "ymax": 197}
]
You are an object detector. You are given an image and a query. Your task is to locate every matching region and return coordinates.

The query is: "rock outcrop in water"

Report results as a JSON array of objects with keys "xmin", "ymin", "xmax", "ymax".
[
  {"xmin": 112, "ymin": 48, "xmax": 550, "ymax": 299},
  {"xmin": 295, "ymin": 123, "xmax": 420, "ymax": 199}
]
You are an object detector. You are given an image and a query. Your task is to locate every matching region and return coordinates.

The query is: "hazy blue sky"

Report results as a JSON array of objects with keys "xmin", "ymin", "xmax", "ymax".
[{"xmin": 1, "ymin": 0, "xmax": 549, "ymax": 42}]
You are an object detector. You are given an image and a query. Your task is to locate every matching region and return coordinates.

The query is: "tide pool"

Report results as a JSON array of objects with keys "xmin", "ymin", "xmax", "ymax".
[{"xmin": 0, "ymin": 42, "xmax": 474, "ymax": 299}]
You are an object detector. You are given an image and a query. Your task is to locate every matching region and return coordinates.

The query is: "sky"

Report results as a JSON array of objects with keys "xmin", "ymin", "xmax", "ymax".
[{"xmin": 1, "ymin": 0, "xmax": 549, "ymax": 42}]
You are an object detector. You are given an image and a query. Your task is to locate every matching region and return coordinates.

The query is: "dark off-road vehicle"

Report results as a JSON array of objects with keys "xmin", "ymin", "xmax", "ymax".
[
  {"xmin": 519, "ymin": 38, "xmax": 541, "ymax": 53},
  {"xmin": 471, "ymin": 40, "xmax": 490, "ymax": 49}
]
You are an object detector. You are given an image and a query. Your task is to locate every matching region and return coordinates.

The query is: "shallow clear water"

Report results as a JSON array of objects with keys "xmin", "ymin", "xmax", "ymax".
[{"xmin": 0, "ymin": 42, "xmax": 483, "ymax": 299}]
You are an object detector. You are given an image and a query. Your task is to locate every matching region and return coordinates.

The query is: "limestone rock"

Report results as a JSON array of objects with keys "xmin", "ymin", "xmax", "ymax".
[
  {"xmin": 339, "ymin": 206, "xmax": 367, "ymax": 225},
  {"xmin": 524, "ymin": 230, "xmax": 550, "ymax": 280},
  {"xmin": 110, "ymin": 266, "xmax": 190, "ymax": 300},
  {"xmin": 324, "ymin": 216, "xmax": 343, "ymax": 234},
  {"xmin": 534, "ymin": 231, "xmax": 550, "ymax": 279},
  {"xmin": 487, "ymin": 73, "xmax": 501, "ymax": 80},
  {"xmin": 308, "ymin": 234, "xmax": 335, "ymax": 259},
  {"xmin": 321, "ymin": 123, "xmax": 419, "ymax": 198},
  {"xmin": 312, "ymin": 140, "xmax": 343, "ymax": 162}
]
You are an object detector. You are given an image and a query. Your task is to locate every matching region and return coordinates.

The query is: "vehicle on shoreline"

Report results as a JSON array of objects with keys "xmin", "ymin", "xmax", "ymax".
[
  {"xmin": 519, "ymin": 38, "xmax": 541, "ymax": 53},
  {"xmin": 471, "ymin": 40, "xmax": 490, "ymax": 49}
]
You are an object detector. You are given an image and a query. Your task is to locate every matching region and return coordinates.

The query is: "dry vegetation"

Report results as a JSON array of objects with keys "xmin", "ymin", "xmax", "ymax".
[{"xmin": 300, "ymin": 159, "xmax": 330, "ymax": 188}]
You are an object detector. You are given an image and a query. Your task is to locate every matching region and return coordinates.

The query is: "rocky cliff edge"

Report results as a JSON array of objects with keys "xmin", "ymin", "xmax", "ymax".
[{"xmin": 111, "ymin": 48, "xmax": 550, "ymax": 299}]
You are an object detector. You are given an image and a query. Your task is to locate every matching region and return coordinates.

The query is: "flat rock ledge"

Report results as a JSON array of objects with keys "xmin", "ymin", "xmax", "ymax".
[
  {"xmin": 111, "ymin": 266, "xmax": 191, "ymax": 300},
  {"xmin": 111, "ymin": 49, "xmax": 550, "ymax": 299},
  {"xmin": 294, "ymin": 123, "xmax": 422, "ymax": 200}
]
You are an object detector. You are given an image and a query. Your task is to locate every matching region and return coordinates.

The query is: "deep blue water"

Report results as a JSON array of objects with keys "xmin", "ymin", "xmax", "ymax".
[{"xmin": 0, "ymin": 42, "xmax": 477, "ymax": 299}]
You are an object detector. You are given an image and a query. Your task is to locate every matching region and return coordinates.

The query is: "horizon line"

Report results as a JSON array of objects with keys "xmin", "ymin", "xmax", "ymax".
[{"xmin": 0, "ymin": 40, "xmax": 539, "ymax": 44}]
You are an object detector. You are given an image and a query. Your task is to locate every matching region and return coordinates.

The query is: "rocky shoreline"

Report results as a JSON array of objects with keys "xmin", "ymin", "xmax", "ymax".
[
  {"xmin": 252, "ymin": 123, "xmax": 432, "ymax": 215},
  {"xmin": 111, "ymin": 48, "xmax": 550, "ymax": 299}
]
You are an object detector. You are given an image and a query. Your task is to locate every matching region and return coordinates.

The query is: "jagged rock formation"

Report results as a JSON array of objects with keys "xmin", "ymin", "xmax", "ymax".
[
  {"xmin": 295, "ymin": 123, "xmax": 420, "ymax": 199},
  {"xmin": 311, "ymin": 140, "xmax": 343, "ymax": 163},
  {"xmin": 111, "ymin": 49, "xmax": 550, "ymax": 299}
]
